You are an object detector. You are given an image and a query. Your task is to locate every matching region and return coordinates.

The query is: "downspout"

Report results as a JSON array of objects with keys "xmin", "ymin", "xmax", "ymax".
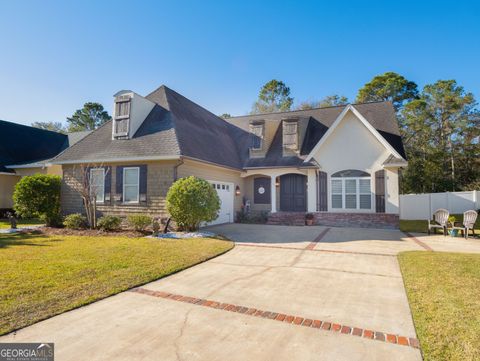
[
  {"xmin": 173, "ymin": 157, "xmax": 184, "ymax": 181},
  {"xmin": 164, "ymin": 157, "xmax": 184, "ymax": 234}
]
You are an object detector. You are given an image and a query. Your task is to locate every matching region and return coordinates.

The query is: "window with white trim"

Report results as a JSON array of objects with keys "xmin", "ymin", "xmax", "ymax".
[
  {"xmin": 123, "ymin": 167, "xmax": 139, "ymax": 203},
  {"xmin": 331, "ymin": 170, "xmax": 371, "ymax": 210},
  {"xmin": 90, "ymin": 168, "xmax": 105, "ymax": 203}
]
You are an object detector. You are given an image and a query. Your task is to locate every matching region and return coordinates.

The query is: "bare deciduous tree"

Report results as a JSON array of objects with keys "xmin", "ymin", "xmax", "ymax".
[{"xmin": 71, "ymin": 164, "xmax": 109, "ymax": 229}]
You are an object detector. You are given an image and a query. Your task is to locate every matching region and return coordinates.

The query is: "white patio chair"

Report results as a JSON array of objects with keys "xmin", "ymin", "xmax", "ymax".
[
  {"xmin": 427, "ymin": 208, "xmax": 449, "ymax": 237},
  {"xmin": 450, "ymin": 210, "xmax": 478, "ymax": 239}
]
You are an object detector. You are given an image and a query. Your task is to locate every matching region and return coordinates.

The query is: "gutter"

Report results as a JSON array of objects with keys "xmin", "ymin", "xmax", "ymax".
[
  {"xmin": 50, "ymin": 155, "xmax": 181, "ymax": 165},
  {"xmin": 5, "ymin": 163, "xmax": 46, "ymax": 169},
  {"xmin": 173, "ymin": 157, "xmax": 184, "ymax": 181}
]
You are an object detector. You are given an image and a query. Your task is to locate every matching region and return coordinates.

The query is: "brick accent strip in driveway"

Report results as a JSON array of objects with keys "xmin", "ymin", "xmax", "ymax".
[
  {"xmin": 305, "ymin": 227, "xmax": 331, "ymax": 250},
  {"xmin": 236, "ymin": 243, "xmax": 396, "ymax": 257},
  {"xmin": 403, "ymin": 232, "xmax": 433, "ymax": 251},
  {"xmin": 130, "ymin": 287, "xmax": 420, "ymax": 350}
]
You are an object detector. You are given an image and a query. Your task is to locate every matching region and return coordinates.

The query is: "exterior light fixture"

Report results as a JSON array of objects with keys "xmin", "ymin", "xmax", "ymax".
[{"xmin": 235, "ymin": 185, "xmax": 241, "ymax": 196}]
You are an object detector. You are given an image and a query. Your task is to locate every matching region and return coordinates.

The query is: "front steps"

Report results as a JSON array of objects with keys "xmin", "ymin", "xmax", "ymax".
[{"xmin": 267, "ymin": 212, "xmax": 306, "ymax": 226}]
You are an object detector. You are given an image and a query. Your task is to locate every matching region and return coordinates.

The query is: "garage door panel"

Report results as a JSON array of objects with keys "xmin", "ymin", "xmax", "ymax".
[{"xmin": 205, "ymin": 181, "xmax": 234, "ymax": 226}]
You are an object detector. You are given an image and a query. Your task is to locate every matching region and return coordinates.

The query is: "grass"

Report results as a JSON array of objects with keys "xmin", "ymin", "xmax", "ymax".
[
  {"xmin": 0, "ymin": 232, "xmax": 233, "ymax": 335},
  {"xmin": 0, "ymin": 218, "xmax": 44, "ymax": 229},
  {"xmin": 399, "ymin": 252, "xmax": 480, "ymax": 361},
  {"xmin": 400, "ymin": 213, "xmax": 480, "ymax": 234}
]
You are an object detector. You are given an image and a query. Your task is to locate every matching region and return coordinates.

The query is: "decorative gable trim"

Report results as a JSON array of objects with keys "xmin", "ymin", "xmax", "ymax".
[{"xmin": 304, "ymin": 105, "xmax": 404, "ymax": 162}]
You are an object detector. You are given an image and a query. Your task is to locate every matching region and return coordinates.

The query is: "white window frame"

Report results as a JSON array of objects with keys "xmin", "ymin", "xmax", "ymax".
[
  {"xmin": 90, "ymin": 168, "xmax": 105, "ymax": 203},
  {"xmin": 123, "ymin": 167, "xmax": 140, "ymax": 204},
  {"xmin": 330, "ymin": 177, "xmax": 372, "ymax": 211}
]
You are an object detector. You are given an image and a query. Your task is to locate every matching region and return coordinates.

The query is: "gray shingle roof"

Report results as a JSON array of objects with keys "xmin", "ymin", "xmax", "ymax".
[
  {"xmin": 53, "ymin": 104, "xmax": 181, "ymax": 163},
  {"xmin": 53, "ymin": 86, "xmax": 249, "ymax": 169},
  {"xmin": 53, "ymin": 86, "xmax": 406, "ymax": 169},
  {"xmin": 228, "ymin": 101, "xmax": 406, "ymax": 165}
]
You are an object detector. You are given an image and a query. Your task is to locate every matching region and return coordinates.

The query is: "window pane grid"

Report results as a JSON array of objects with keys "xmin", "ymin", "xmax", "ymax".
[
  {"xmin": 90, "ymin": 169, "xmax": 105, "ymax": 203},
  {"xmin": 331, "ymin": 176, "xmax": 371, "ymax": 211},
  {"xmin": 123, "ymin": 168, "xmax": 139, "ymax": 203}
]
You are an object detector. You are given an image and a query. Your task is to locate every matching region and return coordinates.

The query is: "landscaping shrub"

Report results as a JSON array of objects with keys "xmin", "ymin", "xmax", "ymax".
[
  {"xmin": 64, "ymin": 213, "xmax": 88, "ymax": 229},
  {"xmin": 97, "ymin": 215, "xmax": 122, "ymax": 231},
  {"xmin": 236, "ymin": 211, "xmax": 269, "ymax": 224},
  {"xmin": 127, "ymin": 214, "xmax": 152, "ymax": 232},
  {"xmin": 13, "ymin": 174, "xmax": 62, "ymax": 227},
  {"xmin": 166, "ymin": 176, "xmax": 220, "ymax": 231}
]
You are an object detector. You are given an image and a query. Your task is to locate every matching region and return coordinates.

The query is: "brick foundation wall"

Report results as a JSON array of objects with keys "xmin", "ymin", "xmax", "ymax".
[
  {"xmin": 313, "ymin": 212, "xmax": 399, "ymax": 229},
  {"xmin": 267, "ymin": 212, "xmax": 399, "ymax": 229}
]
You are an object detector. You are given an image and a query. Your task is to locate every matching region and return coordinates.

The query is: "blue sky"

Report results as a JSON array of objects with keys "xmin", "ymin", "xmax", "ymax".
[{"xmin": 1, "ymin": 0, "xmax": 479, "ymax": 126}]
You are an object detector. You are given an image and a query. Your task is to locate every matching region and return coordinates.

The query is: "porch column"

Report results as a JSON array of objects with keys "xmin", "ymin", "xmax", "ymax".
[
  {"xmin": 270, "ymin": 175, "xmax": 277, "ymax": 213},
  {"xmin": 307, "ymin": 169, "xmax": 317, "ymax": 212}
]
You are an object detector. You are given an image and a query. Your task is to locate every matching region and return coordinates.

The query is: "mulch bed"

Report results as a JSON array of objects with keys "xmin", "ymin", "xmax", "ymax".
[{"xmin": 30, "ymin": 227, "xmax": 148, "ymax": 238}]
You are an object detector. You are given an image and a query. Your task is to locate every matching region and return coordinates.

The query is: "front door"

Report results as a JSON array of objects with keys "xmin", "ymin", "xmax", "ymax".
[{"xmin": 280, "ymin": 174, "xmax": 306, "ymax": 212}]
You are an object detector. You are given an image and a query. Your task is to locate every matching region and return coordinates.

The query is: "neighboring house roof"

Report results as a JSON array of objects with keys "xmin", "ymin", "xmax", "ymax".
[
  {"xmin": 0, "ymin": 120, "xmax": 69, "ymax": 172},
  {"xmin": 52, "ymin": 85, "xmax": 406, "ymax": 170}
]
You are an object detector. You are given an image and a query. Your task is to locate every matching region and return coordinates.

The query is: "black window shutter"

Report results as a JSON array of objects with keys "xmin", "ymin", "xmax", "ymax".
[
  {"xmin": 104, "ymin": 166, "xmax": 112, "ymax": 204},
  {"xmin": 116, "ymin": 166, "xmax": 124, "ymax": 203},
  {"xmin": 318, "ymin": 171, "xmax": 328, "ymax": 211},
  {"xmin": 375, "ymin": 170, "xmax": 385, "ymax": 213},
  {"xmin": 253, "ymin": 177, "xmax": 270, "ymax": 204},
  {"xmin": 139, "ymin": 165, "xmax": 147, "ymax": 203}
]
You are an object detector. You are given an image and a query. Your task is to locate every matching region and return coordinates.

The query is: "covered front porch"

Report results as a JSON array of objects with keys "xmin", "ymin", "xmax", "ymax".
[
  {"xmin": 240, "ymin": 167, "xmax": 399, "ymax": 229},
  {"xmin": 241, "ymin": 168, "xmax": 317, "ymax": 214}
]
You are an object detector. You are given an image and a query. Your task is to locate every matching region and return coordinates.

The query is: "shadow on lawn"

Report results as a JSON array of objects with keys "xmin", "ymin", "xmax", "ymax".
[{"xmin": 0, "ymin": 232, "xmax": 54, "ymax": 249}]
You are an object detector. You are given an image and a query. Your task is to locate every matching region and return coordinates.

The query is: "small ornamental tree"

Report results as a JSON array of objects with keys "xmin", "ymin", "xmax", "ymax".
[
  {"xmin": 166, "ymin": 176, "xmax": 220, "ymax": 231},
  {"xmin": 13, "ymin": 174, "xmax": 62, "ymax": 226}
]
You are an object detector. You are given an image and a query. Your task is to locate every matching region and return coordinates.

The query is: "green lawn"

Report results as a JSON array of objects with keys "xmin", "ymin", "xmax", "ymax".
[
  {"xmin": 0, "ymin": 232, "xmax": 233, "ymax": 335},
  {"xmin": 400, "ymin": 213, "xmax": 480, "ymax": 234},
  {"xmin": 399, "ymin": 252, "xmax": 480, "ymax": 361},
  {"xmin": 0, "ymin": 218, "xmax": 44, "ymax": 229}
]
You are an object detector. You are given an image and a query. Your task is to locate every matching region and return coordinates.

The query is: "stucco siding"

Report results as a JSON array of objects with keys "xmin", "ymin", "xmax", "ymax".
[
  {"xmin": 177, "ymin": 159, "xmax": 244, "ymax": 213},
  {"xmin": 385, "ymin": 168, "xmax": 399, "ymax": 213},
  {"xmin": 311, "ymin": 110, "xmax": 399, "ymax": 214},
  {"xmin": 13, "ymin": 165, "xmax": 62, "ymax": 177},
  {"xmin": 0, "ymin": 174, "xmax": 20, "ymax": 208}
]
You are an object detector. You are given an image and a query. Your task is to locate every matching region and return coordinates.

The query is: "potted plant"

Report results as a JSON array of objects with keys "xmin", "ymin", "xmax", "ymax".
[
  {"xmin": 305, "ymin": 213, "xmax": 315, "ymax": 226},
  {"xmin": 448, "ymin": 215, "xmax": 458, "ymax": 236}
]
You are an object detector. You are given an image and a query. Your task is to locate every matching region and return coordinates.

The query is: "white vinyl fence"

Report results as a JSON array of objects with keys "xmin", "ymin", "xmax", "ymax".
[{"xmin": 399, "ymin": 191, "xmax": 480, "ymax": 220}]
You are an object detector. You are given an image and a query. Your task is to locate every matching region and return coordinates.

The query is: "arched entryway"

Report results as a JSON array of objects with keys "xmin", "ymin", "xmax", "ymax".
[{"xmin": 279, "ymin": 174, "xmax": 307, "ymax": 212}]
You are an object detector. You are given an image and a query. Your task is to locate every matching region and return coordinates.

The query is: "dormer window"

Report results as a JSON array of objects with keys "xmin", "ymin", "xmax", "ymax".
[
  {"xmin": 250, "ymin": 122, "xmax": 264, "ymax": 150},
  {"xmin": 283, "ymin": 120, "xmax": 298, "ymax": 150},
  {"xmin": 113, "ymin": 95, "xmax": 131, "ymax": 138}
]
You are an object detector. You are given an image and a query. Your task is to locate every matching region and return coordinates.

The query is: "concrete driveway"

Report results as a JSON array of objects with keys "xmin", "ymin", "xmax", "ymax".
[{"xmin": 1, "ymin": 224, "xmax": 430, "ymax": 360}]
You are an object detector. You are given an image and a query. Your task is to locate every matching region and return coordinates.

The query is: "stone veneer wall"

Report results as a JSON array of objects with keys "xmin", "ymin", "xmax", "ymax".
[{"xmin": 61, "ymin": 161, "xmax": 176, "ymax": 218}]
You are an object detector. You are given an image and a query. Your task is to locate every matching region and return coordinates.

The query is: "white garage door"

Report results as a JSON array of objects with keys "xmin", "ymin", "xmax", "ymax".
[{"xmin": 206, "ymin": 181, "xmax": 234, "ymax": 226}]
